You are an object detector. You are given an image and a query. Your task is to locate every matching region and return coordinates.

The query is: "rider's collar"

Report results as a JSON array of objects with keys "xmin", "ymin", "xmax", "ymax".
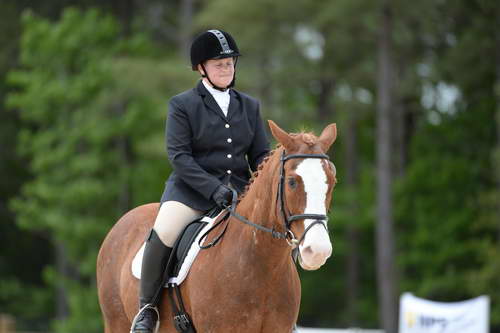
[{"xmin": 202, "ymin": 79, "xmax": 230, "ymax": 95}]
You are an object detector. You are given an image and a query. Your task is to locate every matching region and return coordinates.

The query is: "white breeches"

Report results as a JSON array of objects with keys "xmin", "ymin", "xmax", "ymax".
[{"xmin": 153, "ymin": 201, "xmax": 203, "ymax": 247}]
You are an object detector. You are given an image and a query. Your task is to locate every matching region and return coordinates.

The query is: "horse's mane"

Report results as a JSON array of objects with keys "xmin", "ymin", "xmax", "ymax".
[
  {"xmin": 239, "ymin": 144, "xmax": 282, "ymax": 202},
  {"xmin": 239, "ymin": 131, "xmax": 320, "ymax": 202}
]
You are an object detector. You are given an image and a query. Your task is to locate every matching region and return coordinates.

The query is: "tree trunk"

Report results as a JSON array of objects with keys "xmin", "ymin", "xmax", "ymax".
[
  {"xmin": 55, "ymin": 241, "xmax": 70, "ymax": 320},
  {"xmin": 393, "ymin": 92, "xmax": 406, "ymax": 178},
  {"xmin": 179, "ymin": 0, "xmax": 195, "ymax": 59},
  {"xmin": 110, "ymin": 0, "xmax": 135, "ymax": 212},
  {"xmin": 113, "ymin": 102, "xmax": 134, "ymax": 212},
  {"xmin": 317, "ymin": 78, "xmax": 336, "ymax": 122},
  {"xmin": 259, "ymin": 55, "xmax": 274, "ymax": 121},
  {"xmin": 111, "ymin": 0, "xmax": 134, "ymax": 36},
  {"xmin": 495, "ymin": 16, "xmax": 500, "ymax": 244},
  {"xmin": 376, "ymin": 0, "xmax": 398, "ymax": 332},
  {"xmin": 118, "ymin": 135, "xmax": 133, "ymax": 211},
  {"xmin": 345, "ymin": 111, "xmax": 360, "ymax": 325}
]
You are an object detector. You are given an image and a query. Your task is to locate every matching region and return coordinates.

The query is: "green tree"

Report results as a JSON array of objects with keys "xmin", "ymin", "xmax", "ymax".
[
  {"xmin": 7, "ymin": 8, "xmax": 193, "ymax": 331},
  {"xmin": 396, "ymin": 1, "xmax": 499, "ymax": 330},
  {"xmin": 0, "ymin": 2, "xmax": 55, "ymax": 330},
  {"xmin": 2, "ymin": 0, "xmax": 498, "ymax": 331}
]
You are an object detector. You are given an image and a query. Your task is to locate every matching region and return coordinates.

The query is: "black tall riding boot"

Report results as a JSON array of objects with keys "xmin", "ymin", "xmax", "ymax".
[{"xmin": 131, "ymin": 229, "xmax": 173, "ymax": 333}]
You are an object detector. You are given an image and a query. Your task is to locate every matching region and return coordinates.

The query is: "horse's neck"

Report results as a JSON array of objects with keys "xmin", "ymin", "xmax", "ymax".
[{"xmin": 226, "ymin": 149, "xmax": 291, "ymax": 267}]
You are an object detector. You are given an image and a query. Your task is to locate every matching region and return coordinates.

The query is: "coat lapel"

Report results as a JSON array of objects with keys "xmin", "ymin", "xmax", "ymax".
[
  {"xmin": 226, "ymin": 90, "xmax": 240, "ymax": 121},
  {"xmin": 196, "ymin": 80, "xmax": 227, "ymax": 121}
]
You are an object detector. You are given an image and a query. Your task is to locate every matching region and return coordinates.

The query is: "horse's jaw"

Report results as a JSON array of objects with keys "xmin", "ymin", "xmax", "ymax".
[{"xmin": 298, "ymin": 224, "xmax": 332, "ymax": 270}]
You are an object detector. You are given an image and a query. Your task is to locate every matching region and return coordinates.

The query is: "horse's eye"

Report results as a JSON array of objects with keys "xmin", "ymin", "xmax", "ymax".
[{"xmin": 288, "ymin": 177, "xmax": 297, "ymax": 189}]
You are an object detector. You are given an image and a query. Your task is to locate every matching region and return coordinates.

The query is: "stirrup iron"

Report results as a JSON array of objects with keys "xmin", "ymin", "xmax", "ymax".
[{"xmin": 129, "ymin": 303, "xmax": 160, "ymax": 333}]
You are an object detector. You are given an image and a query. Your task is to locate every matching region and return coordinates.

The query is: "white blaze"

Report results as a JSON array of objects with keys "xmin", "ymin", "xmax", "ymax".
[{"xmin": 295, "ymin": 159, "xmax": 332, "ymax": 270}]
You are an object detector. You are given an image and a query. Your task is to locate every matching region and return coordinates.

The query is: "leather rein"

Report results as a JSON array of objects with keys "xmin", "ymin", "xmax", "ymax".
[{"xmin": 200, "ymin": 150, "xmax": 331, "ymax": 249}]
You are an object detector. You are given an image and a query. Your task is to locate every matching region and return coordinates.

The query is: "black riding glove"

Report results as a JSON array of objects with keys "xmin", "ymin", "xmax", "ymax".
[{"xmin": 212, "ymin": 184, "xmax": 233, "ymax": 208}]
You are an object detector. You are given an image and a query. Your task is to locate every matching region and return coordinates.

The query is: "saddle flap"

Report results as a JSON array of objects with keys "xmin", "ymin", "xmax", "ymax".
[
  {"xmin": 170, "ymin": 220, "xmax": 208, "ymax": 277},
  {"xmin": 131, "ymin": 209, "xmax": 225, "ymax": 286}
]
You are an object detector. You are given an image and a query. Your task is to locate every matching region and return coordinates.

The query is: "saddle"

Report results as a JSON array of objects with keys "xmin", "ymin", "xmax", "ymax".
[
  {"xmin": 162, "ymin": 207, "xmax": 226, "ymax": 333},
  {"xmin": 165, "ymin": 207, "xmax": 224, "ymax": 281}
]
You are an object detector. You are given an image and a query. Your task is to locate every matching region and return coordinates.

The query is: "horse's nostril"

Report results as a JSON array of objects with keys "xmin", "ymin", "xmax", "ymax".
[
  {"xmin": 302, "ymin": 245, "xmax": 313, "ymax": 256},
  {"xmin": 301, "ymin": 243, "xmax": 332, "ymax": 259}
]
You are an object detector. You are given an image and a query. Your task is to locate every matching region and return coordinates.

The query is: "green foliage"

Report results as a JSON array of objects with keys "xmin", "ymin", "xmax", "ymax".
[
  {"xmin": 6, "ymin": 7, "xmax": 192, "ymax": 331},
  {"xmin": 396, "ymin": 112, "xmax": 493, "ymax": 298},
  {"xmin": 394, "ymin": 1, "xmax": 499, "ymax": 327},
  {"xmin": 1, "ymin": 0, "xmax": 498, "ymax": 331},
  {"xmin": 0, "ymin": 277, "xmax": 54, "ymax": 330},
  {"xmin": 197, "ymin": 0, "xmax": 499, "ymax": 330}
]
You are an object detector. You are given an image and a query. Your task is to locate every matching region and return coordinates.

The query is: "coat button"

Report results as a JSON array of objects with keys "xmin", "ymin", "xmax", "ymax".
[
  {"xmin": 225, "ymin": 124, "xmax": 230, "ymax": 128},
  {"xmin": 227, "ymin": 138, "xmax": 232, "ymax": 143},
  {"xmin": 227, "ymin": 170, "xmax": 232, "ymax": 174},
  {"xmin": 227, "ymin": 154, "xmax": 232, "ymax": 158}
]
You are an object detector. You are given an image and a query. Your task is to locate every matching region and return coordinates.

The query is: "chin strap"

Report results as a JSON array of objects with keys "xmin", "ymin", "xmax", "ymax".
[{"xmin": 200, "ymin": 59, "xmax": 238, "ymax": 92}]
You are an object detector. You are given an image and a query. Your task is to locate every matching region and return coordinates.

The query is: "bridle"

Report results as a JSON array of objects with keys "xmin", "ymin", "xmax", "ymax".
[
  {"xmin": 277, "ymin": 150, "xmax": 331, "ymax": 246},
  {"xmin": 200, "ymin": 150, "xmax": 332, "ymax": 249}
]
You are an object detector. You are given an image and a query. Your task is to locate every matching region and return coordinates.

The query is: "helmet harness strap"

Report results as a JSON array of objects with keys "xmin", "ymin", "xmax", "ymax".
[{"xmin": 200, "ymin": 59, "xmax": 238, "ymax": 92}]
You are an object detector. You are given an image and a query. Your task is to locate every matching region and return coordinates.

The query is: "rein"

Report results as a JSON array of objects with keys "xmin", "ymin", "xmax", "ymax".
[{"xmin": 199, "ymin": 150, "xmax": 331, "ymax": 249}]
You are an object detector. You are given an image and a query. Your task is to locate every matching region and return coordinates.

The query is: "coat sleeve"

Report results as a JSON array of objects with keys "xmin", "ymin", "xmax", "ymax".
[
  {"xmin": 166, "ymin": 98, "xmax": 222, "ymax": 200},
  {"xmin": 247, "ymin": 103, "xmax": 271, "ymax": 172}
]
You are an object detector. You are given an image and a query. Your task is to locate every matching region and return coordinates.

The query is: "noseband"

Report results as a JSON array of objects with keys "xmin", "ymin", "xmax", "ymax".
[{"xmin": 200, "ymin": 150, "xmax": 331, "ymax": 249}]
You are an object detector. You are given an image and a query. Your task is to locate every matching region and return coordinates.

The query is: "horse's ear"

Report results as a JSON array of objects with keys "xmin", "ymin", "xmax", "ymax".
[
  {"xmin": 318, "ymin": 123, "xmax": 337, "ymax": 152},
  {"xmin": 268, "ymin": 120, "xmax": 293, "ymax": 149}
]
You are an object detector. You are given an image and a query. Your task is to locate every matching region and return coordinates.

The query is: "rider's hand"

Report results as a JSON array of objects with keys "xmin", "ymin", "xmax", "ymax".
[{"xmin": 212, "ymin": 184, "xmax": 233, "ymax": 208}]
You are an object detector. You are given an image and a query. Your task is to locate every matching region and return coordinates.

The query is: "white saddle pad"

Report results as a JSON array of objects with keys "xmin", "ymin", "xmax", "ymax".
[{"xmin": 131, "ymin": 213, "xmax": 220, "ymax": 286}]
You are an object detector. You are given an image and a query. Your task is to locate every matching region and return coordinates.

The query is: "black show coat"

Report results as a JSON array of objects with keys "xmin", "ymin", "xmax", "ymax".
[{"xmin": 160, "ymin": 80, "xmax": 270, "ymax": 211}]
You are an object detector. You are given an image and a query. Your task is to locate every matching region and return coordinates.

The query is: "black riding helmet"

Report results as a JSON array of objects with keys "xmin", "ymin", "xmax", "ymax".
[{"xmin": 190, "ymin": 29, "xmax": 241, "ymax": 91}]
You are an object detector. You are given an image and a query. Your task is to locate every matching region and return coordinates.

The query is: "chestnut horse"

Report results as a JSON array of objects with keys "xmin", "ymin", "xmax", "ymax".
[{"xmin": 97, "ymin": 120, "xmax": 338, "ymax": 333}]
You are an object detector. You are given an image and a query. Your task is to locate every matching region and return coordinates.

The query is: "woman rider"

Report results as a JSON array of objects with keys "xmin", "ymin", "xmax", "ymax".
[{"xmin": 131, "ymin": 29, "xmax": 271, "ymax": 333}]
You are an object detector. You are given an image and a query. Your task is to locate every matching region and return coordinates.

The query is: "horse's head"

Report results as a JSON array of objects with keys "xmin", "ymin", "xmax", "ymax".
[{"xmin": 268, "ymin": 120, "xmax": 337, "ymax": 270}]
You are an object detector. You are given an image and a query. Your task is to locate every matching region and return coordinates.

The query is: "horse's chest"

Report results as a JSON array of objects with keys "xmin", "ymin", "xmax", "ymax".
[
  {"xmin": 184, "ymin": 244, "xmax": 300, "ymax": 332},
  {"xmin": 192, "ymin": 303, "xmax": 296, "ymax": 333},
  {"xmin": 186, "ymin": 274, "xmax": 299, "ymax": 333}
]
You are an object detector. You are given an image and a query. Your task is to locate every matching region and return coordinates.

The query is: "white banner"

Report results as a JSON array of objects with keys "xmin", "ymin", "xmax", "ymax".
[
  {"xmin": 298, "ymin": 329, "xmax": 383, "ymax": 333},
  {"xmin": 399, "ymin": 293, "xmax": 489, "ymax": 333}
]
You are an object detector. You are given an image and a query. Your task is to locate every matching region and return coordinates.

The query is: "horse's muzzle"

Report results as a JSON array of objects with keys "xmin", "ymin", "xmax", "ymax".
[{"xmin": 298, "ymin": 222, "xmax": 332, "ymax": 270}]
